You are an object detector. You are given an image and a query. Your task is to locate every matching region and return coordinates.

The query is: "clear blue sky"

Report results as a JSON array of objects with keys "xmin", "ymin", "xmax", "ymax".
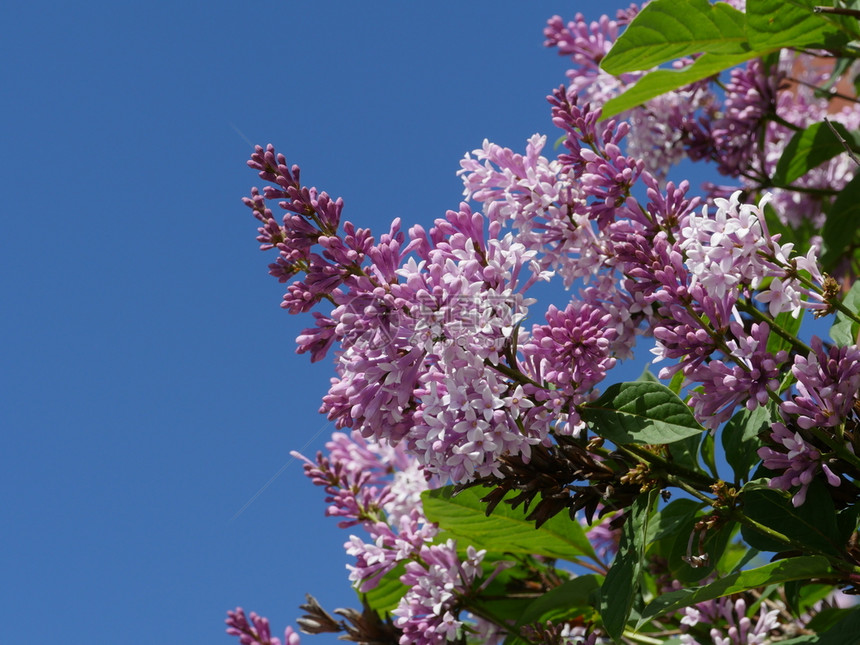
[{"xmin": 2, "ymin": 2, "xmax": 708, "ymax": 644}]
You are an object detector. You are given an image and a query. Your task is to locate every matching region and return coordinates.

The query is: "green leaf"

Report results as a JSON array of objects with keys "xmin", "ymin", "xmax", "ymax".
[
  {"xmin": 821, "ymin": 173, "xmax": 860, "ymax": 271},
  {"xmin": 830, "ymin": 279, "xmax": 860, "ymax": 347},
  {"xmin": 773, "ymin": 121, "xmax": 860, "ymax": 186},
  {"xmin": 581, "ymin": 381, "xmax": 705, "ymax": 445},
  {"xmin": 636, "ymin": 555, "xmax": 834, "ymax": 627},
  {"xmin": 514, "ymin": 575, "xmax": 601, "ymax": 628},
  {"xmin": 700, "ymin": 429, "xmax": 718, "ymax": 479},
  {"xmin": 668, "ymin": 432, "xmax": 706, "ymax": 476},
  {"xmin": 721, "ymin": 405, "xmax": 772, "ymax": 484},
  {"xmin": 740, "ymin": 480, "xmax": 843, "ymax": 556},
  {"xmin": 815, "ymin": 606, "xmax": 860, "ymax": 644},
  {"xmin": 785, "ymin": 581, "xmax": 841, "ymax": 618},
  {"xmin": 599, "ymin": 491, "xmax": 657, "ymax": 641},
  {"xmin": 362, "ymin": 561, "xmax": 408, "ymax": 614},
  {"xmin": 421, "ymin": 486, "xmax": 597, "ymax": 562},
  {"xmin": 746, "ymin": 0, "xmax": 848, "ymax": 50},
  {"xmin": 601, "ymin": 51, "xmax": 758, "ymax": 119},
  {"xmin": 837, "ymin": 503, "xmax": 860, "ymax": 543},
  {"xmin": 766, "ymin": 310, "xmax": 804, "ymax": 356},
  {"xmin": 646, "ymin": 498, "xmax": 703, "ymax": 544},
  {"xmin": 806, "ymin": 606, "xmax": 860, "ymax": 639},
  {"xmin": 600, "ymin": 0, "xmax": 748, "ymax": 74},
  {"xmin": 668, "ymin": 518, "xmax": 736, "ymax": 584}
]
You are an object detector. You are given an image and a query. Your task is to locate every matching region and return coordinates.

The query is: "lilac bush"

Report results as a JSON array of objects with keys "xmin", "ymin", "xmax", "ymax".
[{"xmin": 228, "ymin": 2, "xmax": 860, "ymax": 643}]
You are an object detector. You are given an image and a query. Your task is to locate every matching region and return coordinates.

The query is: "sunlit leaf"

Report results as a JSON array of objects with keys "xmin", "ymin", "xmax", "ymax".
[
  {"xmin": 581, "ymin": 381, "xmax": 705, "ymax": 444},
  {"xmin": 600, "ymin": 0, "xmax": 748, "ymax": 74},
  {"xmin": 601, "ymin": 51, "xmax": 758, "ymax": 119},
  {"xmin": 422, "ymin": 486, "xmax": 597, "ymax": 562},
  {"xmin": 746, "ymin": 0, "xmax": 848, "ymax": 50}
]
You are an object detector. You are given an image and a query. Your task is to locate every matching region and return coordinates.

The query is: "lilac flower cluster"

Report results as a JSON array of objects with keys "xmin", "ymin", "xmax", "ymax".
[
  {"xmin": 680, "ymin": 596, "xmax": 780, "ymax": 645},
  {"xmin": 231, "ymin": 3, "xmax": 860, "ymax": 643},
  {"xmin": 544, "ymin": 5, "xmax": 859, "ymax": 229},
  {"xmin": 391, "ymin": 541, "xmax": 486, "ymax": 645},
  {"xmin": 758, "ymin": 337, "xmax": 860, "ymax": 505},
  {"xmin": 226, "ymin": 608, "xmax": 301, "ymax": 645},
  {"xmin": 293, "ymin": 431, "xmax": 500, "ymax": 645}
]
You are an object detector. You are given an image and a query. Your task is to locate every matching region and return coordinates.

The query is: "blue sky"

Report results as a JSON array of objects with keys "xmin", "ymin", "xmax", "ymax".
[{"xmin": 2, "ymin": 2, "xmax": 713, "ymax": 644}]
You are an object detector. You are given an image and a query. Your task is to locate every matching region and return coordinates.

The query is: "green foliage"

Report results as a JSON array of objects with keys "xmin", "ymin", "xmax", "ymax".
[
  {"xmin": 362, "ymin": 561, "xmax": 409, "ymax": 614},
  {"xmin": 740, "ymin": 480, "xmax": 843, "ymax": 556},
  {"xmin": 766, "ymin": 310, "xmax": 804, "ymax": 356},
  {"xmin": 722, "ymin": 405, "xmax": 772, "ymax": 484},
  {"xmin": 599, "ymin": 490, "xmax": 657, "ymax": 641},
  {"xmin": 506, "ymin": 575, "xmax": 602, "ymax": 642},
  {"xmin": 829, "ymin": 279, "xmax": 860, "ymax": 346},
  {"xmin": 599, "ymin": 0, "xmax": 849, "ymax": 118},
  {"xmin": 821, "ymin": 173, "xmax": 860, "ymax": 271},
  {"xmin": 421, "ymin": 486, "xmax": 597, "ymax": 562},
  {"xmin": 773, "ymin": 122, "xmax": 860, "ymax": 187},
  {"xmin": 636, "ymin": 556, "xmax": 834, "ymax": 626},
  {"xmin": 745, "ymin": 0, "xmax": 849, "ymax": 50},
  {"xmin": 581, "ymin": 381, "xmax": 706, "ymax": 444},
  {"xmin": 601, "ymin": 51, "xmax": 757, "ymax": 119},
  {"xmin": 599, "ymin": 0, "xmax": 748, "ymax": 74}
]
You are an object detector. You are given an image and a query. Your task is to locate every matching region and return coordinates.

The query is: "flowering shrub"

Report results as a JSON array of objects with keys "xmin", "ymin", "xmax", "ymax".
[{"xmin": 228, "ymin": 1, "xmax": 860, "ymax": 643}]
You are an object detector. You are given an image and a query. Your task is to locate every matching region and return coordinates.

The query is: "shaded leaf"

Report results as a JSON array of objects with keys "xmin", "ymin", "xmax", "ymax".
[
  {"xmin": 773, "ymin": 121, "xmax": 860, "ymax": 186},
  {"xmin": 581, "ymin": 381, "xmax": 705, "ymax": 445},
  {"xmin": 721, "ymin": 405, "xmax": 772, "ymax": 484},
  {"xmin": 636, "ymin": 556, "xmax": 833, "ymax": 627},
  {"xmin": 821, "ymin": 173, "xmax": 860, "ymax": 271},
  {"xmin": 700, "ymin": 429, "xmax": 718, "ymax": 479},
  {"xmin": 766, "ymin": 310, "xmax": 804, "ymax": 356},
  {"xmin": 740, "ymin": 480, "xmax": 842, "ymax": 556},
  {"xmin": 422, "ymin": 486, "xmax": 597, "ymax": 562},
  {"xmin": 515, "ymin": 575, "xmax": 601, "ymax": 628},
  {"xmin": 829, "ymin": 279, "xmax": 860, "ymax": 347},
  {"xmin": 815, "ymin": 606, "xmax": 860, "ymax": 644},
  {"xmin": 646, "ymin": 498, "xmax": 703, "ymax": 545},
  {"xmin": 599, "ymin": 490, "xmax": 656, "ymax": 641},
  {"xmin": 600, "ymin": 0, "xmax": 748, "ymax": 74}
]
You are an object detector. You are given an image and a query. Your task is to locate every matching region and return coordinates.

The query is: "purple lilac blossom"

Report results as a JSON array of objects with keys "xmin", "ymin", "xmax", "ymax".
[
  {"xmin": 391, "ymin": 541, "xmax": 485, "ymax": 645},
  {"xmin": 680, "ymin": 597, "xmax": 779, "ymax": 645},
  {"xmin": 757, "ymin": 422, "xmax": 841, "ymax": 506},
  {"xmin": 781, "ymin": 336, "xmax": 860, "ymax": 430},
  {"xmin": 226, "ymin": 608, "xmax": 301, "ymax": 645}
]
